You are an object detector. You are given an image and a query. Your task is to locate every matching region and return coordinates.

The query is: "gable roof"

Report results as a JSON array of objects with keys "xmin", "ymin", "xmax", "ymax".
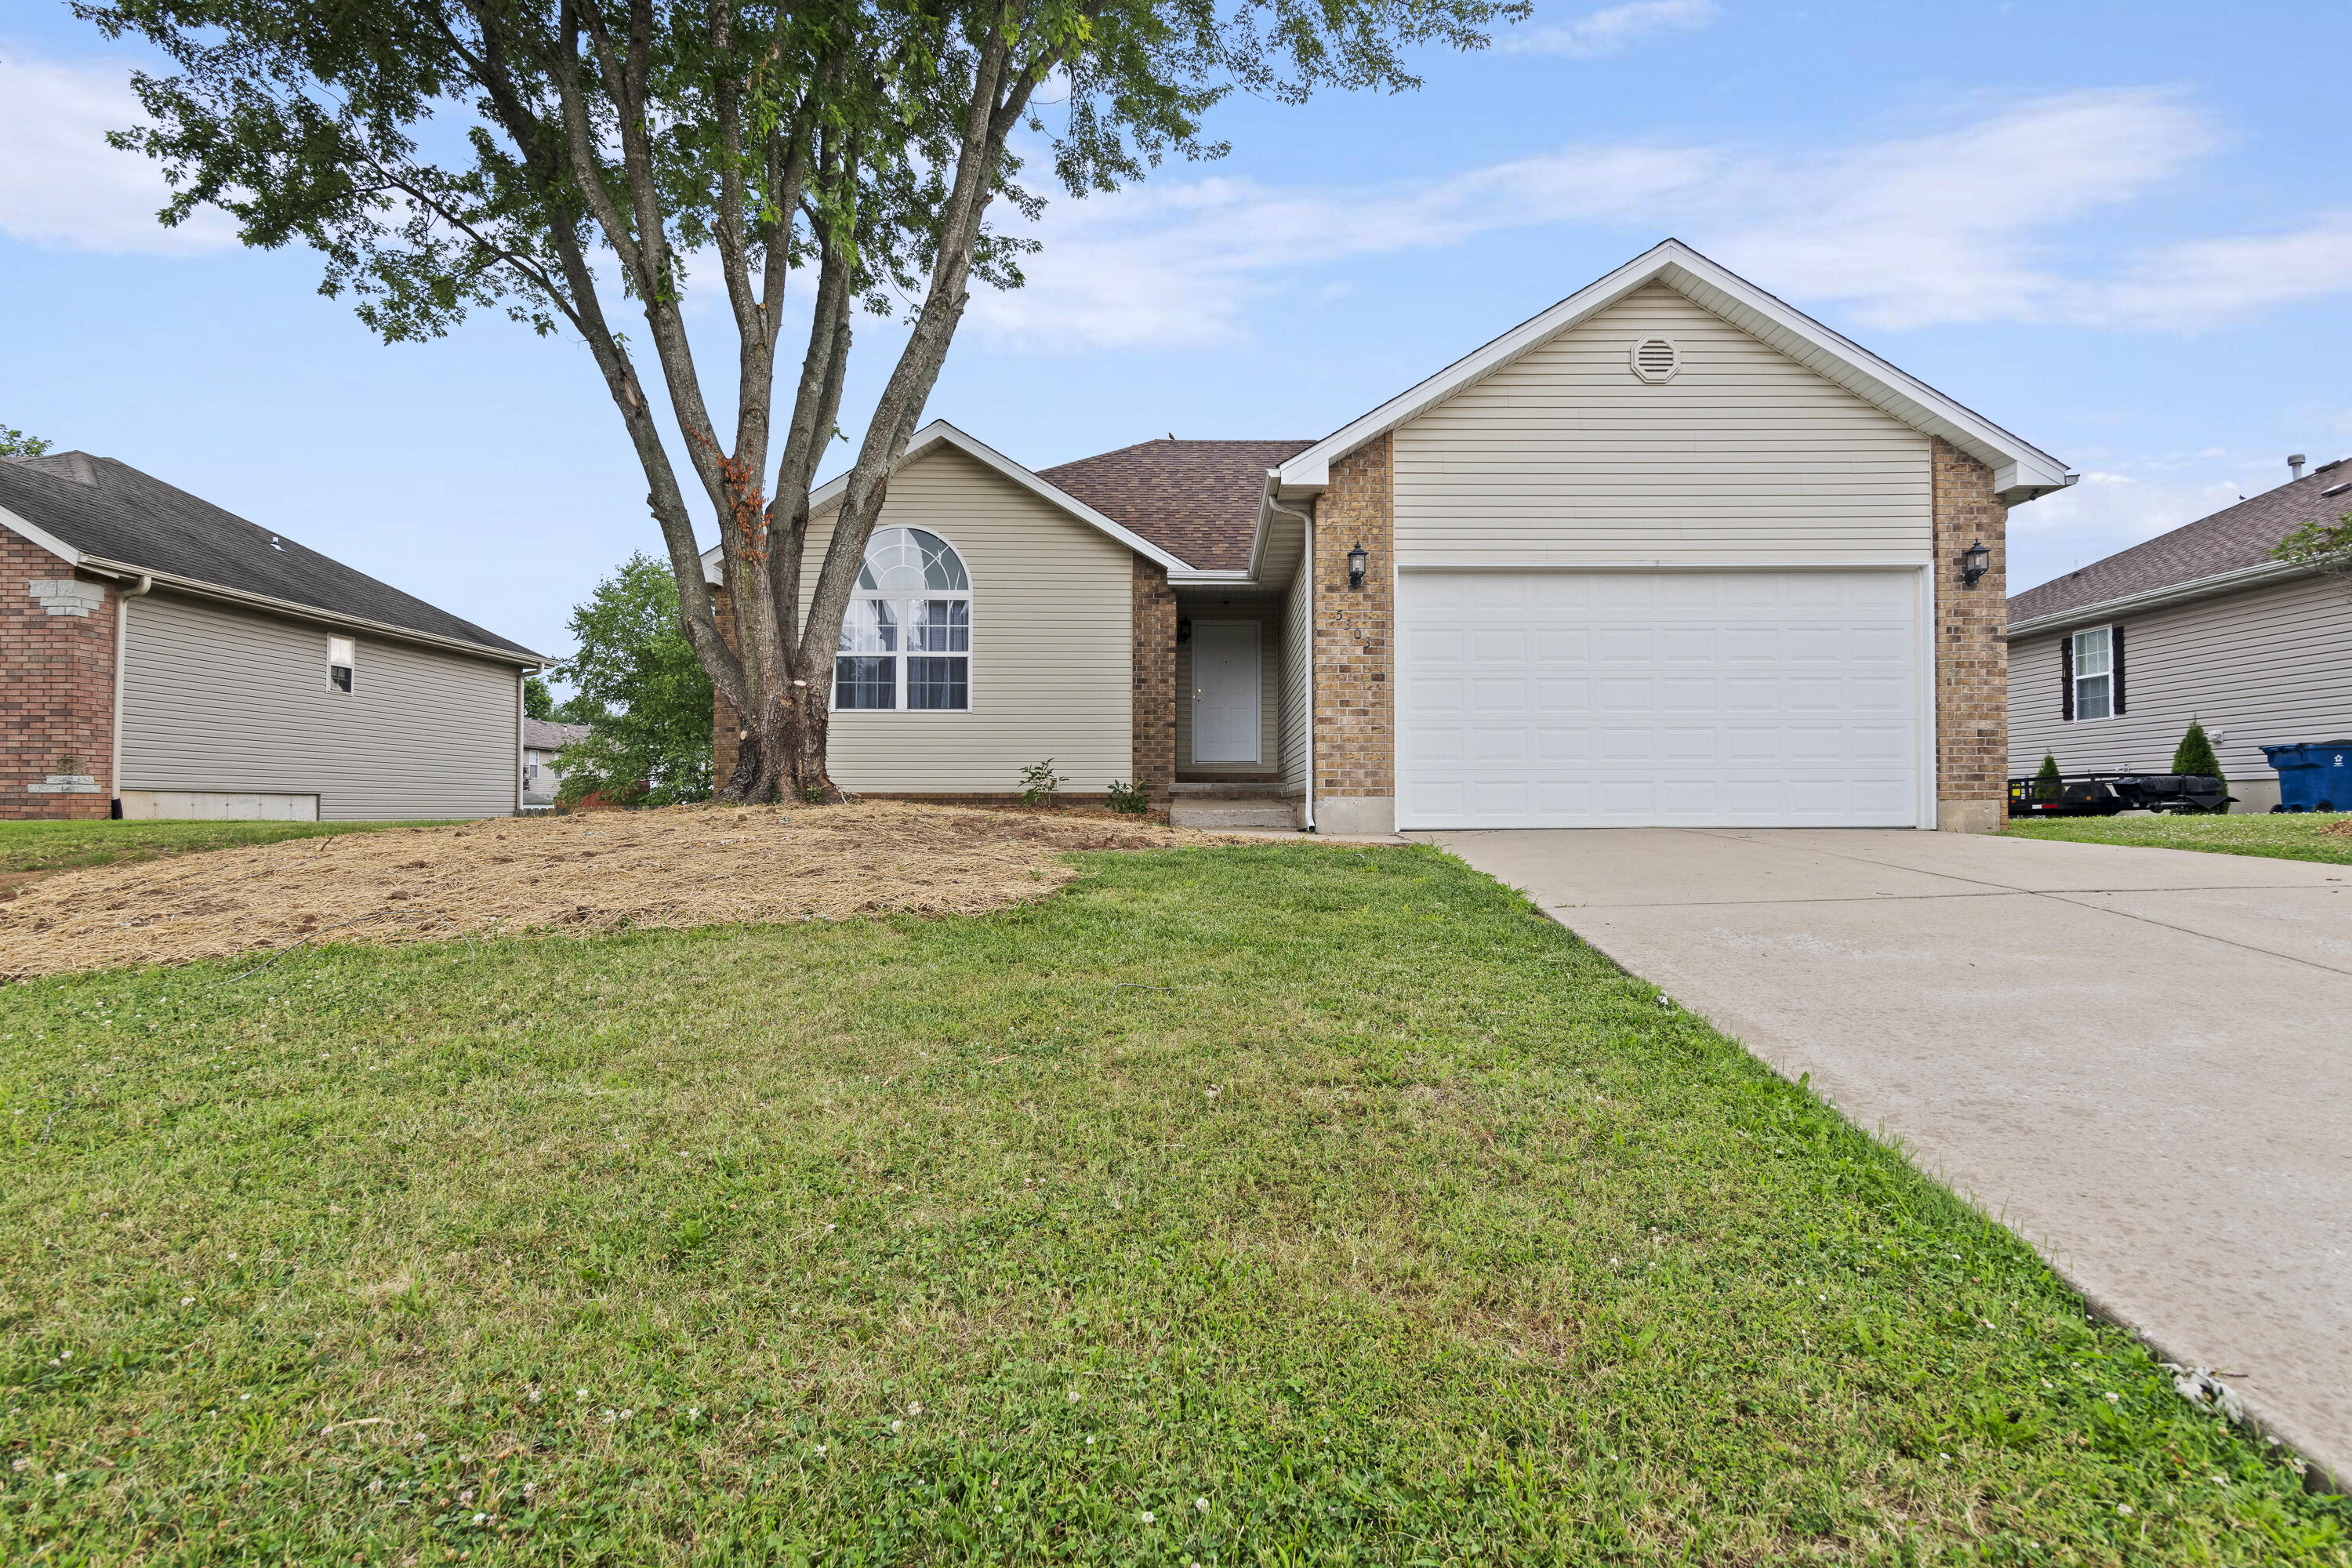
[
  {"xmin": 1038, "ymin": 439, "xmax": 1315, "ymax": 572},
  {"xmin": 523, "ymin": 718, "xmax": 594, "ymax": 750},
  {"xmin": 2008, "ymin": 459, "xmax": 2352, "ymax": 633},
  {"xmin": 1275, "ymin": 238, "xmax": 2074, "ymax": 505},
  {"xmin": 699, "ymin": 421, "xmax": 1192, "ymax": 581},
  {"xmin": 0, "ymin": 452, "xmax": 540, "ymax": 662}
]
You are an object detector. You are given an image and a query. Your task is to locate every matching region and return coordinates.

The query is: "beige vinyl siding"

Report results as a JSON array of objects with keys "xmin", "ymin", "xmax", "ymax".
[
  {"xmin": 1174, "ymin": 595, "xmax": 1283, "ymax": 772},
  {"xmin": 1281, "ymin": 532, "xmax": 1312, "ymax": 793},
  {"xmin": 2011, "ymin": 572, "xmax": 2352, "ymax": 807},
  {"xmin": 1392, "ymin": 283, "xmax": 1931, "ymax": 563},
  {"xmin": 118, "ymin": 590, "xmax": 519, "ymax": 820},
  {"xmin": 804, "ymin": 446, "xmax": 1131, "ymax": 793}
]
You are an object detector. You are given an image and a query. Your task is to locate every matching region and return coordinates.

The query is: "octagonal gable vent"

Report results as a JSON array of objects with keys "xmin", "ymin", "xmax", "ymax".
[{"xmin": 1628, "ymin": 336, "xmax": 1680, "ymax": 383}]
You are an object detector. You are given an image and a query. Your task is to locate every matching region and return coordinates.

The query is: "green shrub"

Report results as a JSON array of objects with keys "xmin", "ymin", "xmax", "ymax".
[
  {"xmin": 1018, "ymin": 758, "xmax": 1062, "ymax": 807},
  {"xmin": 1105, "ymin": 779, "xmax": 1151, "ymax": 815},
  {"xmin": 2172, "ymin": 720, "xmax": 2227, "ymax": 808},
  {"xmin": 2034, "ymin": 752, "xmax": 2063, "ymax": 802}
]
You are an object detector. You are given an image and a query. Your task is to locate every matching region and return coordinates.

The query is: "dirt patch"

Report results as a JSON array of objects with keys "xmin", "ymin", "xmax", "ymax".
[{"xmin": 1, "ymin": 801, "xmax": 1239, "ymax": 982}]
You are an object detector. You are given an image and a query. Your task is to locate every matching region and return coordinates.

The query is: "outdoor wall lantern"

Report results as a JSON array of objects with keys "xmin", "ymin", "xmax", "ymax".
[
  {"xmin": 1960, "ymin": 539, "xmax": 1990, "ymax": 588},
  {"xmin": 1347, "ymin": 543, "xmax": 1368, "ymax": 590},
  {"xmin": 1176, "ymin": 616, "xmax": 1192, "ymax": 644}
]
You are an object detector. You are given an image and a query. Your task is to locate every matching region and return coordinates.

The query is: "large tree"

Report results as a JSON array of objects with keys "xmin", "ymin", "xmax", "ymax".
[{"xmin": 85, "ymin": 0, "xmax": 1521, "ymax": 802}]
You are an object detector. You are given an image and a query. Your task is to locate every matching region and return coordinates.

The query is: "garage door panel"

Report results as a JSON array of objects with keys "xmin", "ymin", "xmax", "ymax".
[{"xmin": 1398, "ymin": 568, "xmax": 1921, "ymax": 829}]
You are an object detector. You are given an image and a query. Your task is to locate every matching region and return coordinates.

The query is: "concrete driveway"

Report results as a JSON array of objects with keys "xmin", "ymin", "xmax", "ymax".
[{"xmin": 1423, "ymin": 826, "xmax": 2351, "ymax": 1485}]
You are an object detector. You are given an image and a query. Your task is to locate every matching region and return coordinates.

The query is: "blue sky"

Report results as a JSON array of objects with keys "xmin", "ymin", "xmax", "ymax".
[{"xmin": 4, "ymin": 1, "xmax": 2348, "ymax": 668}]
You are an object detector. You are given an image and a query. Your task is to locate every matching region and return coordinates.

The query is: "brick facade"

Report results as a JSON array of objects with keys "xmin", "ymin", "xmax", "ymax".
[
  {"xmin": 1310, "ymin": 434, "xmax": 1396, "ymax": 833},
  {"xmin": 1931, "ymin": 437, "xmax": 2010, "ymax": 832},
  {"xmin": 1130, "ymin": 554, "xmax": 1177, "ymax": 804},
  {"xmin": 2, "ymin": 526, "xmax": 117, "ymax": 820}
]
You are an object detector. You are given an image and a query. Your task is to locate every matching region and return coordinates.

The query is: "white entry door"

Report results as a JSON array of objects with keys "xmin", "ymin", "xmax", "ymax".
[
  {"xmin": 1191, "ymin": 621, "xmax": 1261, "ymax": 764},
  {"xmin": 1396, "ymin": 569, "xmax": 1922, "ymax": 829}
]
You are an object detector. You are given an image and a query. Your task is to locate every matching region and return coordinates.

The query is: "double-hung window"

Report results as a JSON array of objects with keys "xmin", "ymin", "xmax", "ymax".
[
  {"xmin": 835, "ymin": 527, "xmax": 971, "ymax": 710},
  {"xmin": 328, "ymin": 635, "xmax": 356, "ymax": 693},
  {"xmin": 2071, "ymin": 626, "xmax": 2112, "ymax": 720}
]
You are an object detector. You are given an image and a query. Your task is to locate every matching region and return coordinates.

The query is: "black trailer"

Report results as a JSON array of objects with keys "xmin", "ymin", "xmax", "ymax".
[{"xmin": 2008, "ymin": 772, "xmax": 2230, "ymax": 818}]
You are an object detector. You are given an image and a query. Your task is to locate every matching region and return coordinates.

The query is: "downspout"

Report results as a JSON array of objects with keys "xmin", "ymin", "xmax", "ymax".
[
  {"xmin": 1263, "ymin": 486, "xmax": 1316, "ymax": 832},
  {"xmin": 110, "ymin": 575, "xmax": 153, "ymax": 812}
]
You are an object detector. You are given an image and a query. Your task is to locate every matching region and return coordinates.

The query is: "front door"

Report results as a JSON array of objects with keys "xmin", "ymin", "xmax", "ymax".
[{"xmin": 1191, "ymin": 621, "xmax": 1261, "ymax": 764}]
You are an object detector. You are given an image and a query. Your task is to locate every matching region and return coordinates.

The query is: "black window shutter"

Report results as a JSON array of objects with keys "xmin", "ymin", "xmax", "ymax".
[
  {"xmin": 2112, "ymin": 625, "xmax": 2127, "ymax": 715},
  {"xmin": 2061, "ymin": 635, "xmax": 2074, "ymax": 722}
]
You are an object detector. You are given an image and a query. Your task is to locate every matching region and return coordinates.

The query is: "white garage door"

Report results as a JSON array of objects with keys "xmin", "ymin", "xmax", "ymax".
[{"xmin": 1397, "ymin": 570, "xmax": 1922, "ymax": 829}]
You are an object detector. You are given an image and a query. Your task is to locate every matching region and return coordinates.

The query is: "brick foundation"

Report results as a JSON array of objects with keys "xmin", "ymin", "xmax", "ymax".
[
  {"xmin": 1131, "ymin": 554, "xmax": 1177, "ymax": 804},
  {"xmin": 2, "ymin": 526, "xmax": 116, "ymax": 820},
  {"xmin": 1311, "ymin": 434, "xmax": 1395, "ymax": 831},
  {"xmin": 1932, "ymin": 438, "xmax": 2009, "ymax": 832}
]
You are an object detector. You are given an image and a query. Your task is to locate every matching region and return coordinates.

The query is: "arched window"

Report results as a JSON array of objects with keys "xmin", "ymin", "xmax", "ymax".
[{"xmin": 835, "ymin": 526, "xmax": 971, "ymax": 710}]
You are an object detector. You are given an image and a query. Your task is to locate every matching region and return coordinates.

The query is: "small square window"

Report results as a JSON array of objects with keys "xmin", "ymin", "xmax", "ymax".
[{"xmin": 328, "ymin": 635, "xmax": 355, "ymax": 693}]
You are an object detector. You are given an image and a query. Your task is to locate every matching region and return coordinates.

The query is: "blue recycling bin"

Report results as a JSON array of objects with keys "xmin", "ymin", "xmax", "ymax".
[{"xmin": 2262, "ymin": 742, "xmax": 2352, "ymax": 812}]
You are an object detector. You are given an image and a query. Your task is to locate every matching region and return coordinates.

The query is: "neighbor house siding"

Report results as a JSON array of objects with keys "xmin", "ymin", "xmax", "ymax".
[
  {"xmin": 116, "ymin": 590, "xmax": 520, "ymax": 820},
  {"xmin": 2009, "ymin": 570, "xmax": 2352, "ymax": 810},
  {"xmin": 1390, "ymin": 283, "xmax": 1932, "ymax": 564},
  {"xmin": 793, "ymin": 446, "xmax": 1134, "ymax": 793},
  {"xmin": 1174, "ymin": 597, "xmax": 1282, "ymax": 774}
]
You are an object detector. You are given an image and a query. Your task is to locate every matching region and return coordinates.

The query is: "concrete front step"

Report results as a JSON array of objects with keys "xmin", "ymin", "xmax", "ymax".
[{"xmin": 1171, "ymin": 798, "xmax": 1299, "ymax": 830}]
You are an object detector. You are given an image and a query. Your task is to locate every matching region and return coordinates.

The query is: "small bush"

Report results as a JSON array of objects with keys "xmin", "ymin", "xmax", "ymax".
[
  {"xmin": 2034, "ymin": 752, "xmax": 2063, "ymax": 802},
  {"xmin": 1105, "ymin": 779, "xmax": 1151, "ymax": 815},
  {"xmin": 1018, "ymin": 759, "xmax": 1062, "ymax": 808},
  {"xmin": 2172, "ymin": 720, "xmax": 2227, "ymax": 807}
]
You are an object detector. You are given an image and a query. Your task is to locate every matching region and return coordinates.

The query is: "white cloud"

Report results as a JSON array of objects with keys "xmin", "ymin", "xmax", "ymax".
[
  {"xmin": 0, "ymin": 44, "xmax": 238, "ymax": 254},
  {"xmin": 1507, "ymin": 0, "xmax": 1722, "ymax": 58},
  {"xmin": 972, "ymin": 89, "xmax": 2352, "ymax": 351}
]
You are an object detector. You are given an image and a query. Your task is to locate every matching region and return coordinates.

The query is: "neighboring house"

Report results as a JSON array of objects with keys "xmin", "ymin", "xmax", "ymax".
[
  {"xmin": 2, "ymin": 452, "xmax": 545, "ymax": 822},
  {"xmin": 522, "ymin": 718, "xmax": 593, "ymax": 808},
  {"xmin": 2008, "ymin": 456, "xmax": 2352, "ymax": 812},
  {"xmin": 707, "ymin": 239, "xmax": 2073, "ymax": 832}
]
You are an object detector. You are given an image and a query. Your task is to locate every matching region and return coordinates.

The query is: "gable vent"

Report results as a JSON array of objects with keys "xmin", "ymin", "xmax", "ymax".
[{"xmin": 1628, "ymin": 336, "xmax": 1680, "ymax": 383}]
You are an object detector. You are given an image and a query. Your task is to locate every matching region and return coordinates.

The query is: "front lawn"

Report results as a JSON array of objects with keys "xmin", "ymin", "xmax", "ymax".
[
  {"xmin": 0, "ymin": 817, "xmax": 453, "ymax": 877},
  {"xmin": 2, "ymin": 845, "xmax": 2340, "ymax": 1564},
  {"xmin": 2005, "ymin": 811, "xmax": 2352, "ymax": 867}
]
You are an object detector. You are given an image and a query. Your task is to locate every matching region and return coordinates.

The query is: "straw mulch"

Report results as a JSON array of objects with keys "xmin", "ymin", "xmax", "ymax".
[{"xmin": 2, "ymin": 801, "xmax": 1236, "ymax": 982}]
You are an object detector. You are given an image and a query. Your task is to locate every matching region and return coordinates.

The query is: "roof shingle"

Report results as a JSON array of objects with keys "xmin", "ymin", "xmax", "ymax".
[
  {"xmin": 1039, "ymin": 438, "xmax": 1314, "ymax": 571},
  {"xmin": 2009, "ymin": 459, "xmax": 2352, "ymax": 625},
  {"xmin": 0, "ymin": 452, "xmax": 537, "ymax": 658}
]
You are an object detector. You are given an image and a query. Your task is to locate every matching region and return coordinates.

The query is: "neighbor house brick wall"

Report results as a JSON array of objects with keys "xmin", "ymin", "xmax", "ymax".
[
  {"xmin": 1131, "ymin": 554, "xmax": 1177, "ymax": 804},
  {"xmin": 1932, "ymin": 437, "xmax": 2009, "ymax": 832},
  {"xmin": 2, "ymin": 526, "xmax": 116, "ymax": 820},
  {"xmin": 1312, "ymin": 434, "xmax": 1395, "ymax": 822}
]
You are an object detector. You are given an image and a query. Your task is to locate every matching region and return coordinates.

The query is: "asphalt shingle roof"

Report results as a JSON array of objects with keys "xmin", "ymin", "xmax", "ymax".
[
  {"xmin": 1038, "ymin": 439, "xmax": 1315, "ymax": 571},
  {"xmin": 2010, "ymin": 459, "xmax": 2352, "ymax": 625},
  {"xmin": 523, "ymin": 719, "xmax": 593, "ymax": 750},
  {"xmin": 0, "ymin": 452, "xmax": 538, "ymax": 658}
]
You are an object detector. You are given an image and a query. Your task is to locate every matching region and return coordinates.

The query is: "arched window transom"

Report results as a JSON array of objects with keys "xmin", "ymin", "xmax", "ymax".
[{"xmin": 836, "ymin": 526, "xmax": 970, "ymax": 710}]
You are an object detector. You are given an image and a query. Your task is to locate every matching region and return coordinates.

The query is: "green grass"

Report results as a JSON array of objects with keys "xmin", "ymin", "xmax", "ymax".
[
  {"xmin": 0, "ymin": 818, "xmax": 457, "ymax": 877},
  {"xmin": 2, "ymin": 845, "xmax": 2341, "ymax": 1565},
  {"xmin": 2005, "ymin": 811, "xmax": 2352, "ymax": 867}
]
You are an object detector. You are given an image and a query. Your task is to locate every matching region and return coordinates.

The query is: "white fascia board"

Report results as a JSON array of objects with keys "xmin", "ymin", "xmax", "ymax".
[
  {"xmin": 1277, "ymin": 238, "xmax": 2074, "ymax": 503},
  {"xmin": 3, "ymin": 504, "xmax": 543, "ymax": 663},
  {"xmin": 702, "ymin": 421, "xmax": 1193, "ymax": 580},
  {"xmin": 0, "ymin": 503, "xmax": 89, "ymax": 568},
  {"xmin": 1167, "ymin": 568, "xmax": 1258, "ymax": 586},
  {"xmin": 2005, "ymin": 557, "xmax": 2320, "ymax": 641},
  {"xmin": 81, "ymin": 555, "xmax": 546, "ymax": 666}
]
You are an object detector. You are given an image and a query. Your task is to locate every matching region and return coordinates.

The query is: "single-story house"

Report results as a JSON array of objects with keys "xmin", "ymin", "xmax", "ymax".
[
  {"xmin": 2, "ymin": 451, "xmax": 545, "ymax": 822},
  {"xmin": 523, "ymin": 718, "xmax": 594, "ymax": 809},
  {"xmin": 707, "ymin": 239, "xmax": 2074, "ymax": 832},
  {"xmin": 2008, "ymin": 455, "xmax": 2352, "ymax": 812}
]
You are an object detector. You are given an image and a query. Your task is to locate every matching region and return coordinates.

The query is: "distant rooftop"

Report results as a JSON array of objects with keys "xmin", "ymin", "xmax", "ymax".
[{"xmin": 0, "ymin": 452, "xmax": 539, "ymax": 659}]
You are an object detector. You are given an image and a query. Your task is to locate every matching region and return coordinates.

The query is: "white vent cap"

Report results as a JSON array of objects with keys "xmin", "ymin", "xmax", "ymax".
[{"xmin": 1629, "ymin": 336, "xmax": 1681, "ymax": 383}]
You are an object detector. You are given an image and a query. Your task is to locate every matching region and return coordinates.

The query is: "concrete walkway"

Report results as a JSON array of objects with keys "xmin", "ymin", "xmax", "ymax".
[{"xmin": 1422, "ymin": 826, "xmax": 2352, "ymax": 1485}]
